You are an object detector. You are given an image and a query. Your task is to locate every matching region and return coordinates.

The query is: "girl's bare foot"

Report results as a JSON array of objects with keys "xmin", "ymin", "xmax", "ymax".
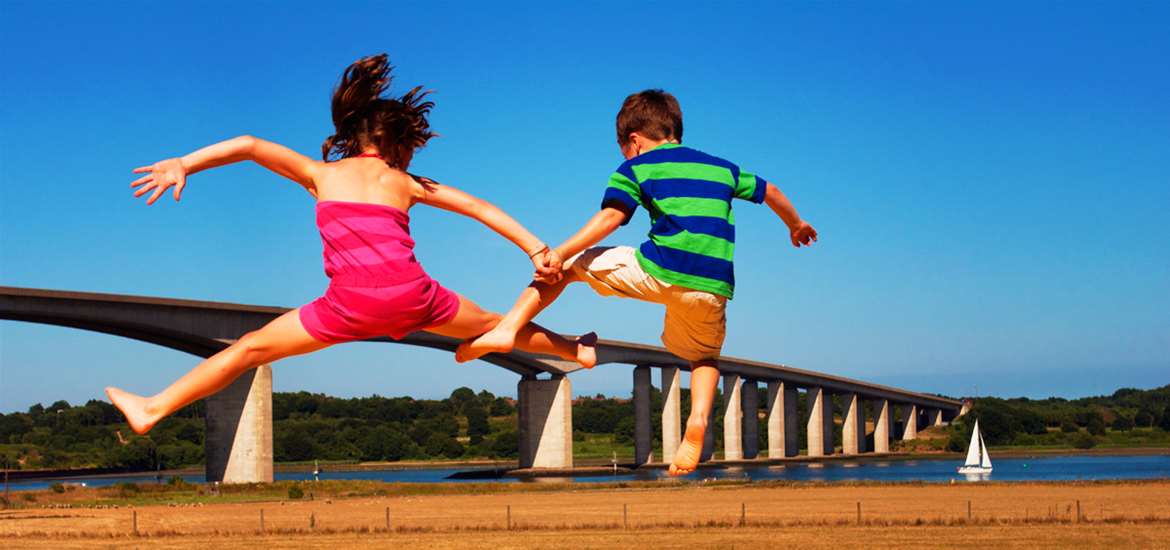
[
  {"xmin": 105, "ymin": 387, "xmax": 158, "ymax": 435},
  {"xmin": 455, "ymin": 327, "xmax": 517, "ymax": 363},
  {"xmin": 668, "ymin": 422, "xmax": 707, "ymax": 476},
  {"xmin": 576, "ymin": 332, "xmax": 598, "ymax": 369}
]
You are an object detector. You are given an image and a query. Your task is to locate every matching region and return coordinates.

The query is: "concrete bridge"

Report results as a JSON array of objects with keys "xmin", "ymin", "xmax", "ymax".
[{"xmin": 1, "ymin": 286, "xmax": 964, "ymax": 482}]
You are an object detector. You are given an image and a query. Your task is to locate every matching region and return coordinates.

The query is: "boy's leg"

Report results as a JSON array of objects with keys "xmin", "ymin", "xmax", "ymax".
[
  {"xmin": 661, "ymin": 289, "xmax": 727, "ymax": 476},
  {"xmin": 434, "ymin": 292, "xmax": 595, "ymax": 368},
  {"xmin": 106, "ymin": 308, "xmax": 330, "ymax": 435},
  {"xmin": 668, "ymin": 360, "xmax": 719, "ymax": 476},
  {"xmin": 454, "ymin": 269, "xmax": 583, "ymax": 363}
]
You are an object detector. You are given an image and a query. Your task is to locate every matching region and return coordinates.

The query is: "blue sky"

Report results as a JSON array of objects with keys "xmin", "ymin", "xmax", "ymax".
[{"xmin": 1, "ymin": 2, "xmax": 1167, "ymax": 412}]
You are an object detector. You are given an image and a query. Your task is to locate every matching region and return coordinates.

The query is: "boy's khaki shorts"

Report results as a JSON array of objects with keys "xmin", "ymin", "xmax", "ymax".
[{"xmin": 567, "ymin": 246, "xmax": 727, "ymax": 362}]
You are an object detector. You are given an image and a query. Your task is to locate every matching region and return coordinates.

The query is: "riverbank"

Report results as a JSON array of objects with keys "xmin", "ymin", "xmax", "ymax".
[{"xmin": 7, "ymin": 446, "xmax": 1168, "ymax": 482}]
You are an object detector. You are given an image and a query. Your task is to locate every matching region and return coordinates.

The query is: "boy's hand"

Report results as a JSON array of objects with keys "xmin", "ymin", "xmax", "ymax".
[
  {"xmin": 131, "ymin": 158, "xmax": 188, "ymax": 205},
  {"xmin": 532, "ymin": 248, "xmax": 564, "ymax": 283},
  {"xmin": 790, "ymin": 221, "xmax": 818, "ymax": 247}
]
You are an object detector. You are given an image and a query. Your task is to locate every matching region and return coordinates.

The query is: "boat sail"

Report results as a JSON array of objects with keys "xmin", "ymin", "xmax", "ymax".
[{"xmin": 957, "ymin": 419, "xmax": 993, "ymax": 475}]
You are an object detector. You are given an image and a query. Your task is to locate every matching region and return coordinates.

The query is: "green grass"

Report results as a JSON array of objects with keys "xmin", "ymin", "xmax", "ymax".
[{"xmin": 572, "ymin": 433, "xmax": 634, "ymax": 460}]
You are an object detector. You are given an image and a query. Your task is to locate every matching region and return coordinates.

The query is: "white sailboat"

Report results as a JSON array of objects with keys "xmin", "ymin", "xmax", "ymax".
[{"xmin": 957, "ymin": 419, "xmax": 993, "ymax": 475}]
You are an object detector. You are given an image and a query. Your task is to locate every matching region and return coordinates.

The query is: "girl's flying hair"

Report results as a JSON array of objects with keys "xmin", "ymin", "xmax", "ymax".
[{"xmin": 322, "ymin": 53, "xmax": 436, "ymax": 169}]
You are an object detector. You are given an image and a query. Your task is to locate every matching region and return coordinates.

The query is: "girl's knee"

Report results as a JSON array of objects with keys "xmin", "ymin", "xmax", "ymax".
[
  {"xmin": 479, "ymin": 311, "xmax": 503, "ymax": 333},
  {"xmin": 236, "ymin": 331, "xmax": 273, "ymax": 365}
]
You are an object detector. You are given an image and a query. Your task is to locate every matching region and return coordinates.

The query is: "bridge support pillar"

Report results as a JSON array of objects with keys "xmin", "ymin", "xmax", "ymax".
[
  {"xmin": 842, "ymin": 393, "xmax": 866, "ymax": 455},
  {"xmin": 722, "ymin": 374, "xmax": 743, "ymax": 460},
  {"xmin": 959, "ymin": 400, "xmax": 972, "ymax": 417},
  {"xmin": 517, "ymin": 375, "xmax": 573, "ymax": 469},
  {"xmin": 660, "ymin": 367, "xmax": 681, "ymax": 464},
  {"xmin": 766, "ymin": 381, "xmax": 798, "ymax": 457},
  {"xmin": 205, "ymin": 364, "xmax": 273, "ymax": 484},
  {"xmin": 929, "ymin": 408, "xmax": 945, "ymax": 427},
  {"xmin": 633, "ymin": 366, "xmax": 653, "ymax": 466},
  {"xmin": 807, "ymin": 386, "xmax": 834, "ymax": 456},
  {"xmin": 899, "ymin": 404, "xmax": 918, "ymax": 441},
  {"xmin": 872, "ymin": 398, "xmax": 891, "ymax": 453},
  {"xmin": 740, "ymin": 380, "xmax": 759, "ymax": 459}
]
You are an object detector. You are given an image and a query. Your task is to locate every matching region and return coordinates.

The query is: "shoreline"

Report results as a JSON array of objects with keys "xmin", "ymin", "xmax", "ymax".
[{"xmin": 5, "ymin": 446, "xmax": 1167, "ymax": 483}]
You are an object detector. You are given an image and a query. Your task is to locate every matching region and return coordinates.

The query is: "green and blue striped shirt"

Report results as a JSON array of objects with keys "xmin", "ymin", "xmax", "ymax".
[{"xmin": 602, "ymin": 143, "xmax": 767, "ymax": 298}]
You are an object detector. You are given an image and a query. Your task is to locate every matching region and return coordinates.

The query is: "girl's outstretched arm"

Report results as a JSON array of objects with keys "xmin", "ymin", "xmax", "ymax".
[
  {"xmin": 412, "ymin": 176, "xmax": 558, "ymax": 276},
  {"xmin": 131, "ymin": 136, "xmax": 322, "ymax": 204}
]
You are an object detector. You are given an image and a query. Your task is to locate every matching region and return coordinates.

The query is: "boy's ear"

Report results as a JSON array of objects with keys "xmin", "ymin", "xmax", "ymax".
[{"xmin": 625, "ymin": 132, "xmax": 644, "ymax": 157}]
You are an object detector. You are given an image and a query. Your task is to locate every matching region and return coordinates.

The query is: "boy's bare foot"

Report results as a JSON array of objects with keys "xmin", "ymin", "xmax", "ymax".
[
  {"xmin": 576, "ymin": 332, "xmax": 598, "ymax": 369},
  {"xmin": 105, "ymin": 386, "xmax": 157, "ymax": 435},
  {"xmin": 455, "ymin": 327, "xmax": 516, "ymax": 363},
  {"xmin": 668, "ymin": 423, "xmax": 706, "ymax": 476}
]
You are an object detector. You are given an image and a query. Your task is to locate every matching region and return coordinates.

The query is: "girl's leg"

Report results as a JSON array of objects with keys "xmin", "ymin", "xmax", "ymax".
[
  {"xmin": 432, "ymin": 292, "xmax": 595, "ymax": 368},
  {"xmin": 454, "ymin": 271, "xmax": 581, "ymax": 363},
  {"xmin": 668, "ymin": 361, "xmax": 720, "ymax": 476},
  {"xmin": 106, "ymin": 308, "xmax": 330, "ymax": 435}
]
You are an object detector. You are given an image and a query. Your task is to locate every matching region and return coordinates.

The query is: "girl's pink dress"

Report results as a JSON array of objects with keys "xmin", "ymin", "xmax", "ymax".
[{"xmin": 298, "ymin": 200, "xmax": 460, "ymax": 342}]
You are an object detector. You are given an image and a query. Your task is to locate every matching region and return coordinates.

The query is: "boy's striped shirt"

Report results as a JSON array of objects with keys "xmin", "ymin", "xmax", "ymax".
[{"xmin": 601, "ymin": 143, "xmax": 767, "ymax": 298}]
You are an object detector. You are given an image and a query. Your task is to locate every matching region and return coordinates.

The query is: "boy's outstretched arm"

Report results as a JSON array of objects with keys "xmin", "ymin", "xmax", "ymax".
[
  {"xmin": 452, "ymin": 205, "xmax": 625, "ymax": 364},
  {"xmin": 415, "ymin": 178, "xmax": 559, "ymax": 276},
  {"xmin": 548, "ymin": 206, "xmax": 630, "ymax": 271},
  {"xmin": 131, "ymin": 136, "xmax": 322, "ymax": 204},
  {"xmin": 763, "ymin": 182, "xmax": 818, "ymax": 247}
]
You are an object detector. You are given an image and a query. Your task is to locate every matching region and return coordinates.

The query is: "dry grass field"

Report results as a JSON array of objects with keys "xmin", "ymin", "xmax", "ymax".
[{"xmin": 3, "ymin": 480, "xmax": 1169, "ymax": 548}]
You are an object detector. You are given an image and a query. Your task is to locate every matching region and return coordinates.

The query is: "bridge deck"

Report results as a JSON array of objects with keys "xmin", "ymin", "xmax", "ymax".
[{"xmin": 0, "ymin": 286, "xmax": 960, "ymax": 411}]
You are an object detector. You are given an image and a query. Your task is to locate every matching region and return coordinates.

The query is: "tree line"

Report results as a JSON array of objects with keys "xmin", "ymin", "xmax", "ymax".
[{"xmin": 1, "ymin": 384, "xmax": 1167, "ymax": 472}]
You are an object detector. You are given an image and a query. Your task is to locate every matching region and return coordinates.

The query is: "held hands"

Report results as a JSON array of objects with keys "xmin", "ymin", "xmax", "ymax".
[
  {"xmin": 790, "ymin": 220, "xmax": 818, "ymax": 247},
  {"xmin": 530, "ymin": 247, "xmax": 564, "ymax": 284},
  {"xmin": 131, "ymin": 158, "xmax": 188, "ymax": 205}
]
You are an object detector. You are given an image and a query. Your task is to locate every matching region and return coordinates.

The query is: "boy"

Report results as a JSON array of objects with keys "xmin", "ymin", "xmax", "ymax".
[{"xmin": 457, "ymin": 90, "xmax": 817, "ymax": 475}]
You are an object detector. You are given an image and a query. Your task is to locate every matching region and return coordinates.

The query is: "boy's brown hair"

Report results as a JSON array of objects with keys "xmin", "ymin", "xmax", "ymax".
[{"xmin": 616, "ymin": 89, "xmax": 683, "ymax": 148}]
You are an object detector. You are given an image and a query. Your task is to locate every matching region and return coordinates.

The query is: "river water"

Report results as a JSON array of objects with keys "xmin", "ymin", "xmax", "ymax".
[{"xmin": 7, "ymin": 454, "xmax": 1168, "ymax": 491}]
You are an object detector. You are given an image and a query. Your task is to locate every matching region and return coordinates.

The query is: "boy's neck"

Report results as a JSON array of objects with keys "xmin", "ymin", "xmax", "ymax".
[{"xmin": 634, "ymin": 137, "xmax": 678, "ymax": 157}]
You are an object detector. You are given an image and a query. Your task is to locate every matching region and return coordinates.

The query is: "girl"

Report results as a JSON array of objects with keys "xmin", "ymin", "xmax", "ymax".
[{"xmin": 106, "ymin": 53, "xmax": 596, "ymax": 435}]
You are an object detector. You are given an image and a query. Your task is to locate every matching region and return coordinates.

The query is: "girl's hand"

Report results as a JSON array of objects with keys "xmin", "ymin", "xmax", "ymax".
[
  {"xmin": 131, "ymin": 158, "xmax": 188, "ymax": 205},
  {"xmin": 532, "ymin": 248, "xmax": 564, "ymax": 283},
  {"xmin": 790, "ymin": 220, "xmax": 818, "ymax": 247}
]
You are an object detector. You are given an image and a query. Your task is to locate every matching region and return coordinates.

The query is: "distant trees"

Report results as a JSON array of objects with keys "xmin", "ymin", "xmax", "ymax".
[
  {"xmin": 1086, "ymin": 414, "xmax": 1107, "ymax": 436},
  {"xmin": 945, "ymin": 385, "xmax": 1170, "ymax": 449},
  {"xmin": 466, "ymin": 407, "xmax": 490, "ymax": 445},
  {"xmin": 1133, "ymin": 409, "xmax": 1155, "ymax": 428},
  {"xmin": 1111, "ymin": 414, "xmax": 1135, "ymax": 432},
  {"xmin": 4, "ymin": 384, "xmax": 1168, "ymax": 472}
]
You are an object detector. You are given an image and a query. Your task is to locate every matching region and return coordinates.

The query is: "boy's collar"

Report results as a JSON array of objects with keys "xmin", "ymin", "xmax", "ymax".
[{"xmin": 650, "ymin": 142, "xmax": 681, "ymax": 152}]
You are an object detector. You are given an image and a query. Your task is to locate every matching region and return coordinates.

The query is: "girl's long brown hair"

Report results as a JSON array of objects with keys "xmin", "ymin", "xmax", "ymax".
[{"xmin": 322, "ymin": 53, "xmax": 435, "ymax": 169}]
